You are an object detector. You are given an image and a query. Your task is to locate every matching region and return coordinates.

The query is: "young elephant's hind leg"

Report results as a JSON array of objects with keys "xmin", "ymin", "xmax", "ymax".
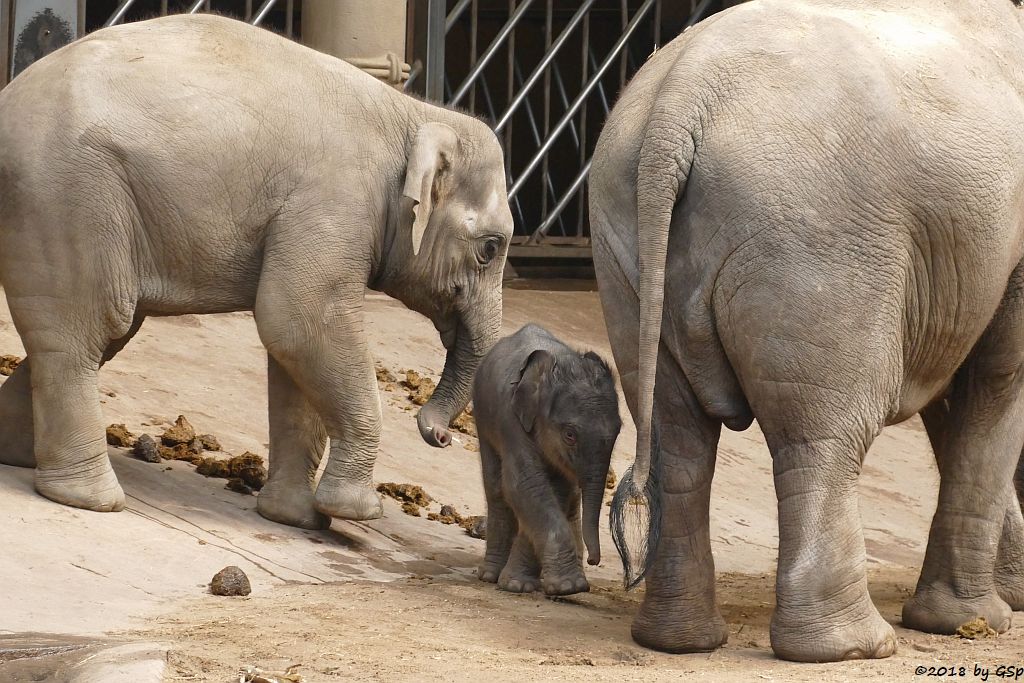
[
  {"xmin": 478, "ymin": 439, "xmax": 517, "ymax": 583},
  {"xmin": 497, "ymin": 533, "xmax": 541, "ymax": 593},
  {"xmin": 904, "ymin": 270, "xmax": 1024, "ymax": 634},
  {"xmin": 257, "ymin": 355, "xmax": 330, "ymax": 530}
]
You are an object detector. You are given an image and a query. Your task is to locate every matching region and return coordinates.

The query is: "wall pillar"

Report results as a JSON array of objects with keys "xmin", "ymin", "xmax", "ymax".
[{"xmin": 301, "ymin": 0, "xmax": 410, "ymax": 89}]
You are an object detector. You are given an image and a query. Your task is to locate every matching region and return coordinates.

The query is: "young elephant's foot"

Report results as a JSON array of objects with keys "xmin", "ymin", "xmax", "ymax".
[
  {"xmin": 257, "ymin": 479, "xmax": 331, "ymax": 530},
  {"xmin": 632, "ymin": 594, "xmax": 729, "ymax": 654},
  {"xmin": 540, "ymin": 567, "xmax": 590, "ymax": 596},
  {"xmin": 903, "ymin": 584, "xmax": 1012, "ymax": 634},
  {"xmin": 478, "ymin": 561, "xmax": 504, "ymax": 584},
  {"xmin": 497, "ymin": 566, "xmax": 540, "ymax": 593},
  {"xmin": 771, "ymin": 598, "xmax": 896, "ymax": 662},
  {"xmin": 314, "ymin": 479, "xmax": 383, "ymax": 521},
  {"xmin": 35, "ymin": 456, "xmax": 125, "ymax": 512}
]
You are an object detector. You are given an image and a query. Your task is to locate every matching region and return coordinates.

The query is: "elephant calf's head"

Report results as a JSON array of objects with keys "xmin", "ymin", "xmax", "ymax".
[{"xmin": 385, "ymin": 118, "xmax": 513, "ymax": 448}]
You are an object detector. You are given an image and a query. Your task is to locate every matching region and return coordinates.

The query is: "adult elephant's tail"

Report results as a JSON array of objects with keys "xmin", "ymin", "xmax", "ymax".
[{"xmin": 610, "ymin": 87, "xmax": 702, "ymax": 589}]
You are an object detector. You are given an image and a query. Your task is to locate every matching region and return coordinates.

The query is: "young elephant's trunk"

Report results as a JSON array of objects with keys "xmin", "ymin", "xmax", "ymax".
[
  {"xmin": 581, "ymin": 473, "xmax": 607, "ymax": 566},
  {"xmin": 417, "ymin": 303, "xmax": 501, "ymax": 447}
]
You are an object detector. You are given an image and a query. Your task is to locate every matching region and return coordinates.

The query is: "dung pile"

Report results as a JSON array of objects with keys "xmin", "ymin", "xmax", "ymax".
[
  {"xmin": 428, "ymin": 504, "xmax": 486, "ymax": 539},
  {"xmin": 0, "ymin": 354, "xmax": 21, "ymax": 376},
  {"xmin": 109, "ymin": 415, "xmax": 266, "ymax": 495},
  {"xmin": 377, "ymin": 482, "xmax": 432, "ymax": 517}
]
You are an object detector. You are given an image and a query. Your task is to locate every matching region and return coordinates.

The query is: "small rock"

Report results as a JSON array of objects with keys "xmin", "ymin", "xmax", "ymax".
[
  {"xmin": 957, "ymin": 617, "xmax": 997, "ymax": 639},
  {"xmin": 132, "ymin": 434, "xmax": 162, "ymax": 463},
  {"xmin": 186, "ymin": 437, "xmax": 204, "ymax": 455},
  {"xmin": 198, "ymin": 433, "xmax": 221, "ymax": 451},
  {"xmin": 161, "ymin": 415, "xmax": 196, "ymax": 446},
  {"xmin": 106, "ymin": 423, "xmax": 136, "ymax": 448},
  {"xmin": 463, "ymin": 515, "xmax": 486, "ymax": 539},
  {"xmin": 401, "ymin": 501, "xmax": 421, "ymax": 517},
  {"xmin": 210, "ymin": 566, "xmax": 251, "ymax": 596},
  {"xmin": 225, "ymin": 478, "xmax": 254, "ymax": 495},
  {"xmin": 439, "ymin": 504, "xmax": 457, "ymax": 517},
  {"xmin": 0, "ymin": 354, "xmax": 21, "ymax": 376}
]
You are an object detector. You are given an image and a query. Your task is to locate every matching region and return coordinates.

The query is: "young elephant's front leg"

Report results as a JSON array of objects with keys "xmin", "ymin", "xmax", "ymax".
[
  {"xmin": 502, "ymin": 448, "xmax": 587, "ymax": 595},
  {"xmin": 255, "ymin": 273, "xmax": 383, "ymax": 522}
]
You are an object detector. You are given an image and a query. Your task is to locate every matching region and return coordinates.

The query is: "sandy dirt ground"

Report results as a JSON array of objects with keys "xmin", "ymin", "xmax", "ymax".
[{"xmin": 1, "ymin": 285, "xmax": 1022, "ymax": 681}]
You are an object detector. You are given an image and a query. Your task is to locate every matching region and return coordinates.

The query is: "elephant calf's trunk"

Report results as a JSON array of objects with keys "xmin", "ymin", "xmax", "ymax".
[{"xmin": 581, "ymin": 476, "xmax": 606, "ymax": 566}]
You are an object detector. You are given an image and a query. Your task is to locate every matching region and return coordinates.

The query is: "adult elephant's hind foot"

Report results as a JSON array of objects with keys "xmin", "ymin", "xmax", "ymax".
[
  {"xmin": 996, "ymin": 574, "xmax": 1024, "ymax": 612},
  {"xmin": 34, "ymin": 456, "xmax": 125, "ymax": 512},
  {"xmin": 314, "ymin": 479, "xmax": 383, "ymax": 521},
  {"xmin": 257, "ymin": 479, "xmax": 331, "ymax": 530},
  {"xmin": 631, "ymin": 599, "xmax": 729, "ymax": 653},
  {"xmin": 903, "ymin": 584, "xmax": 1012, "ymax": 634},
  {"xmin": 771, "ymin": 601, "xmax": 896, "ymax": 662}
]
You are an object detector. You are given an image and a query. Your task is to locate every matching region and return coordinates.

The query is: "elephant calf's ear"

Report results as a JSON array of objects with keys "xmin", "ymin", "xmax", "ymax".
[
  {"xmin": 512, "ymin": 349, "xmax": 556, "ymax": 432},
  {"xmin": 402, "ymin": 122, "xmax": 459, "ymax": 255}
]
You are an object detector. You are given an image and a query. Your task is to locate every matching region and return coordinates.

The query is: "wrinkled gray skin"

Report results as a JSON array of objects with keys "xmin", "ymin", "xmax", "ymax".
[
  {"xmin": 473, "ymin": 324, "xmax": 621, "ymax": 596},
  {"xmin": 0, "ymin": 15, "xmax": 513, "ymax": 529},
  {"xmin": 591, "ymin": 0, "xmax": 1024, "ymax": 663}
]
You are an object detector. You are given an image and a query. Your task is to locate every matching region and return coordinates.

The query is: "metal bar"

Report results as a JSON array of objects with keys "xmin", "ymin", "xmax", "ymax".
[
  {"xmin": 529, "ymin": 158, "xmax": 592, "ymax": 243},
  {"xmin": 514, "ymin": 60, "xmax": 565, "ymax": 236},
  {"xmin": 404, "ymin": 62, "xmax": 423, "ymax": 92},
  {"xmin": 493, "ymin": 0, "xmax": 597, "ymax": 133},
  {"xmin": 549, "ymin": 62, "xmax": 580, "ymax": 150},
  {"xmin": 245, "ymin": 0, "xmax": 253, "ymax": 21},
  {"xmin": 654, "ymin": 0, "xmax": 662, "ymax": 48},
  {"xmin": 104, "ymin": 0, "xmax": 140, "ymax": 27},
  {"xmin": 469, "ymin": 0, "xmax": 478, "ymax": 114},
  {"xmin": 424, "ymin": 0, "xmax": 446, "ymax": 101},
  {"xmin": 161, "ymin": 0, "xmax": 169, "ymax": 16},
  {"xmin": 586, "ymin": 49, "xmax": 611, "ymax": 114},
  {"xmin": 285, "ymin": 0, "xmax": 294, "ymax": 36},
  {"xmin": 577, "ymin": 8, "xmax": 591, "ymax": 238},
  {"xmin": 508, "ymin": 0, "xmax": 657, "ymax": 200},
  {"xmin": 477, "ymin": 76, "xmax": 527, "ymax": 229},
  {"xmin": 540, "ymin": 0, "xmax": 553, "ymax": 234},
  {"xmin": 449, "ymin": 0, "xmax": 537, "ymax": 106},
  {"xmin": 250, "ymin": 0, "xmax": 279, "ymax": 25},
  {"xmin": 188, "ymin": 0, "xmax": 207, "ymax": 13},
  {"xmin": 445, "ymin": 0, "xmax": 473, "ymax": 33}
]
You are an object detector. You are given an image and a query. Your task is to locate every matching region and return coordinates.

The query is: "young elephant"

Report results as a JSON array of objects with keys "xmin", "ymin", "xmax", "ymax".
[
  {"xmin": 0, "ymin": 14, "xmax": 512, "ymax": 528},
  {"xmin": 473, "ymin": 324, "xmax": 621, "ymax": 596}
]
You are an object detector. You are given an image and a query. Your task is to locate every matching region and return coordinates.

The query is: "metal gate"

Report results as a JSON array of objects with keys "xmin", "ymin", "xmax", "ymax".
[{"xmin": 405, "ymin": 0, "xmax": 718, "ymax": 263}]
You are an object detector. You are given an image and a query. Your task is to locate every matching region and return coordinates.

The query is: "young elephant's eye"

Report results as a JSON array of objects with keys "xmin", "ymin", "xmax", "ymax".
[
  {"xmin": 562, "ymin": 427, "xmax": 578, "ymax": 446},
  {"xmin": 476, "ymin": 237, "xmax": 502, "ymax": 265}
]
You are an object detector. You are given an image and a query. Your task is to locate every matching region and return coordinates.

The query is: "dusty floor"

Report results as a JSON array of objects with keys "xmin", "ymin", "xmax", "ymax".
[{"xmin": 1, "ymin": 286, "xmax": 1022, "ymax": 681}]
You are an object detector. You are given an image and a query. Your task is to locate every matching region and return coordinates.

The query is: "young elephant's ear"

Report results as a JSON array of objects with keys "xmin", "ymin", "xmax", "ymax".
[
  {"xmin": 402, "ymin": 122, "xmax": 459, "ymax": 255},
  {"xmin": 512, "ymin": 349, "xmax": 556, "ymax": 432}
]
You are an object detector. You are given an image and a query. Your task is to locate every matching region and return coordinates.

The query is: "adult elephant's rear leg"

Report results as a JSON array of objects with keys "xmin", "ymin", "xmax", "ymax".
[
  {"xmin": 903, "ymin": 273, "xmax": 1024, "ymax": 634},
  {"xmin": 256, "ymin": 355, "xmax": 330, "ymax": 530},
  {"xmin": 921, "ymin": 403, "xmax": 1024, "ymax": 612},
  {"xmin": 629, "ymin": 350, "xmax": 729, "ymax": 653},
  {"xmin": 0, "ymin": 360, "xmax": 35, "ymax": 467}
]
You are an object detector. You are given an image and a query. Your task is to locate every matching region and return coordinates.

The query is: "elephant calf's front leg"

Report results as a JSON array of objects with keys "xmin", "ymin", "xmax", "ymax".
[{"xmin": 502, "ymin": 456, "xmax": 588, "ymax": 595}]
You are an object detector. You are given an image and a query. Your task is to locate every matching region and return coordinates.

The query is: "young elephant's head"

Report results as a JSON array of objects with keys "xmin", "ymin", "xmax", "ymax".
[
  {"xmin": 383, "ymin": 117, "xmax": 513, "ymax": 449},
  {"xmin": 513, "ymin": 348, "xmax": 622, "ymax": 566}
]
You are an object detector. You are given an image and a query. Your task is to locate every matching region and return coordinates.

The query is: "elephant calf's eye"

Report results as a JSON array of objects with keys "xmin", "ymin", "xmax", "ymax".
[
  {"xmin": 476, "ymin": 237, "xmax": 502, "ymax": 265},
  {"xmin": 562, "ymin": 427, "xmax": 578, "ymax": 446}
]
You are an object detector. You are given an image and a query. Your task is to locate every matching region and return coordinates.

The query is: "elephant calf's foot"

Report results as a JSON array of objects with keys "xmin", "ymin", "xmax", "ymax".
[
  {"xmin": 257, "ymin": 479, "xmax": 331, "ymax": 530},
  {"xmin": 632, "ymin": 598, "xmax": 729, "ymax": 654},
  {"xmin": 478, "ymin": 561, "xmax": 505, "ymax": 584},
  {"xmin": 497, "ymin": 567, "xmax": 540, "ymax": 593},
  {"xmin": 540, "ymin": 567, "xmax": 590, "ymax": 596},
  {"xmin": 314, "ymin": 480, "xmax": 383, "ymax": 521},
  {"xmin": 903, "ymin": 584, "xmax": 1012, "ymax": 634},
  {"xmin": 34, "ymin": 457, "xmax": 125, "ymax": 512},
  {"xmin": 771, "ymin": 601, "xmax": 896, "ymax": 662}
]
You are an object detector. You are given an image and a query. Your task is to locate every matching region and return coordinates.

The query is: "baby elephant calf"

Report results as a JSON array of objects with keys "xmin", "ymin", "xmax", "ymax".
[{"xmin": 473, "ymin": 324, "xmax": 621, "ymax": 595}]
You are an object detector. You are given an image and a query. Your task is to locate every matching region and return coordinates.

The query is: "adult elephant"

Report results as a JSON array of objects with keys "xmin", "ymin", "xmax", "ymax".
[
  {"xmin": 0, "ymin": 14, "xmax": 513, "ymax": 530},
  {"xmin": 591, "ymin": 0, "xmax": 1024, "ymax": 663}
]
